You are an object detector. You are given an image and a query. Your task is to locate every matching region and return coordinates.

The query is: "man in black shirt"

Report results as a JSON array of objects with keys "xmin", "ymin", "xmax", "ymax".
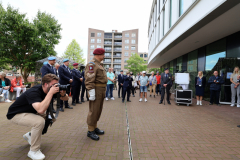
[{"xmin": 6, "ymin": 74, "xmax": 68, "ymax": 160}]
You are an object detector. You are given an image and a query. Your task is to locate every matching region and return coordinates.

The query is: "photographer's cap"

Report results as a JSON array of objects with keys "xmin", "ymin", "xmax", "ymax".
[
  {"xmin": 120, "ymin": 70, "xmax": 123, "ymax": 72},
  {"xmin": 43, "ymin": 61, "xmax": 48, "ymax": 65},
  {"xmin": 48, "ymin": 57, "xmax": 56, "ymax": 61},
  {"xmin": 142, "ymin": 71, "xmax": 146, "ymax": 74},
  {"xmin": 63, "ymin": 58, "xmax": 69, "ymax": 62},
  {"xmin": 164, "ymin": 68, "xmax": 169, "ymax": 71}
]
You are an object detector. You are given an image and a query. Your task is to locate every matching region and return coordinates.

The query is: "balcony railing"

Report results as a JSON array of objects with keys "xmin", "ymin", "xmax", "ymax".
[
  {"xmin": 113, "ymin": 55, "xmax": 121, "ymax": 58},
  {"xmin": 114, "ymin": 42, "xmax": 122, "ymax": 45},
  {"xmin": 104, "ymin": 48, "xmax": 112, "ymax": 51},
  {"xmin": 104, "ymin": 42, "xmax": 112, "ymax": 45},
  {"xmin": 114, "ymin": 36, "xmax": 122, "ymax": 38},
  {"xmin": 103, "ymin": 61, "xmax": 112, "ymax": 64},
  {"xmin": 104, "ymin": 55, "xmax": 111, "ymax": 58},
  {"xmin": 104, "ymin": 36, "xmax": 112, "ymax": 39},
  {"xmin": 114, "ymin": 48, "xmax": 122, "ymax": 52},
  {"xmin": 113, "ymin": 61, "xmax": 121, "ymax": 64}
]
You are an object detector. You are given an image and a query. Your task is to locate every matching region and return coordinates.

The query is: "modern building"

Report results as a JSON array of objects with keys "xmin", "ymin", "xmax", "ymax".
[
  {"xmin": 87, "ymin": 28, "xmax": 139, "ymax": 74},
  {"xmin": 138, "ymin": 52, "xmax": 148, "ymax": 64},
  {"xmin": 148, "ymin": 0, "xmax": 240, "ymax": 103}
]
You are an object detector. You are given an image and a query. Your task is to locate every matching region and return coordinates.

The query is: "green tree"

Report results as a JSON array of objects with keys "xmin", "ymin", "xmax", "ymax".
[
  {"xmin": 148, "ymin": 68, "xmax": 160, "ymax": 73},
  {"xmin": 62, "ymin": 39, "xmax": 85, "ymax": 65},
  {"xmin": 126, "ymin": 53, "xmax": 147, "ymax": 75},
  {"xmin": 0, "ymin": 3, "xmax": 62, "ymax": 82},
  {"xmin": 0, "ymin": 58, "xmax": 11, "ymax": 71}
]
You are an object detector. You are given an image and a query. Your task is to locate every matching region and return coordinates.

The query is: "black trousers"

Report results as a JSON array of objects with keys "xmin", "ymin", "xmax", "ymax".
[
  {"xmin": 210, "ymin": 90, "xmax": 220, "ymax": 104},
  {"xmin": 131, "ymin": 86, "xmax": 135, "ymax": 95},
  {"xmin": 81, "ymin": 84, "xmax": 89, "ymax": 101},
  {"xmin": 161, "ymin": 85, "xmax": 170, "ymax": 102},
  {"xmin": 72, "ymin": 85, "xmax": 81, "ymax": 103},
  {"xmin": 122, "ymin": 87, "xmax": 130, "ymax": 101},
  {"xmin": 118, "ymin": 85, "xmax": 122, "ymax": 97},
  {"xmin": 60, "ymin": 89, "xmax": 70, "ymax": 108}
]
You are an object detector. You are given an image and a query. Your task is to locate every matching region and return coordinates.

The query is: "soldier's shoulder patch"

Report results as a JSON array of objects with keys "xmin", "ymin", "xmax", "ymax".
[{"xmin": 88, "ymin": 65, "xmax": 94, "ymax": 73}]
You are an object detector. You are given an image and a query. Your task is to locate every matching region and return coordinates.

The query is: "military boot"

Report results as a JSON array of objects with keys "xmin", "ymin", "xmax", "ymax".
[{"xmin": 87, "ymin": 131, "xmax": 99, "ymax": 141}]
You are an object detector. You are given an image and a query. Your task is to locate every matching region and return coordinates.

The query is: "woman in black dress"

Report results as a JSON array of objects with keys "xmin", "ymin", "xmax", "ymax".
[{"xmin": 195, "ymin": 71, "xmax": 206, "ymax": 105}]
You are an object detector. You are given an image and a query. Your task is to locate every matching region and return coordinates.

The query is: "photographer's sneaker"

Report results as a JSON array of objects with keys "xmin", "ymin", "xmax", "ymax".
[
  {"xmin": 230, "ymin": 104, "xmax": 235, "ymax": 107},
  {"xmin": 110, "ymin": 97, "xmax": 115, "ymax": 100},
  {"xmin": 5, "ymin": 99, "xmax": 12, "ymax": 103},
  {"xmin": 145, "ymin": 98, "xmax": 147, "ymax": 102},
  {"xmin": 23, "ymin": 132, "xmax": 31, "ymax": 145},
  {"xmin": 105, "ymin": 98, "xmax": 108, "ymax": 101},
  {"xmin": 237, "ymin": 105, "xmax": 240, "ymax": 108},
  {"xmin": 28, "ymin": 150, "xmax": 45, "ymax": 160},
  {"xmin": 0, "ymin": 93, "xmax": 3, "ymax": 97},
  {"xmin": 139, "ymin": 98, "xmax": 142, "ymax": 102}
]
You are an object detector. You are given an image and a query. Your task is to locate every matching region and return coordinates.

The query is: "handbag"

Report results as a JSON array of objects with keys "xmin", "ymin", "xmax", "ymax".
[{"xmin": 149, "ymin": 76, "xmax": 154, "ymax": 86}]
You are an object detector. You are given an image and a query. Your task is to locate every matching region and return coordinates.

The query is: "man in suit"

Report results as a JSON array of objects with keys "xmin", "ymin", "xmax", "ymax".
[
  {"xmin": 81, "ymin": 70, "xmax": 89, "ymax": 102},
  {"xmin": 41, "ymin": 57, "xmax": 56, "ymax": 78},
  {"xmin": 71, "ymin": 63, "xmax": 83, "ymax": 106},
  {"xmin": 118, "ymin": 70, "xmax": 124, "ymax": 98},
  {"xmin": 122, "ymin": 72, "xmax": 133, "ymax": 103},
  {"xmin": 58, "ymin": 59, "xmax": 73, "ymax": 111},
  {"xmin": 159, "ymin": 68, "xmax": 172, "ymax": 105}
]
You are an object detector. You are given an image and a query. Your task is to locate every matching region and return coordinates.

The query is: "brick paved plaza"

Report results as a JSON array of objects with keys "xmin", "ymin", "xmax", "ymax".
[{"xmin": 1, "ymin": 90, "xmax": 240, "ymax": 160}]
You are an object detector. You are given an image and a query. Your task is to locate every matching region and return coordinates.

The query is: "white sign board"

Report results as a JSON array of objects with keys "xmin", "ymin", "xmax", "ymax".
[{"xmin": 175, "ymin": 73, "xmax": 190, "ymax": 84}]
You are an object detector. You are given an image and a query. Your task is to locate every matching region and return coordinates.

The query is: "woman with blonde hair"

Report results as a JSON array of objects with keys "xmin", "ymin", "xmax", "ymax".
[
  {"xmin": 0, "ymin": 72, "xmax": 12, "ymax": 102},
  {"xmin": 230, "ymin": 66, "xmax": 240, "ymax": 107},
  {"xmin": 195, "ymin": 71, "xmax": 206, "ymax": 105}
]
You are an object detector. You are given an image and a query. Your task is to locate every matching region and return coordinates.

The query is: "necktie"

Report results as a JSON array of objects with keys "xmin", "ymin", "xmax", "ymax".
[{"xmin": 166, "ymin": 74, "xmax": 167, "ymax": 78}]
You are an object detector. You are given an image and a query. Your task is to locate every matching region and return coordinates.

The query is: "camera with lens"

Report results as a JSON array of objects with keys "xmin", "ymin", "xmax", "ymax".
[{"xmin": 56, "ymin": 83, "xmax": 70, "ymax": 91}]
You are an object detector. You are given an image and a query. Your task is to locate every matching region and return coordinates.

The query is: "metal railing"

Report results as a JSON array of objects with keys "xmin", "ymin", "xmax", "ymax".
[
  {"xmin": 114, "ymin": 48, "xmax": 122, "ymax": 51},
  {"xmin": 104, "ymin": 42, "xmax": 112, "ymax": 45},
  {"xmin": 104, "ymin": 48, "xmax": 112, "ymax": 51},
  {"xmin": 113, "ymin": 55, "xmax": 121, "ymax": 58},
  {"xmin": 103, "ymin": 61, "xmax": 112, "ymax": 64},
  {"xmin": 114, "ymin": 36, "xmax": 122, "ymax": 38},
  {"xmin": 104, "ymin": 36, "xmax": 112, "ymax": 38},
  {"xmin": 113, "ymin": 61, "xmax": 121, "ymax": 64},
  {"xmin": 114, "ymin": 42, "xmax": 122, "ymax": 45}
]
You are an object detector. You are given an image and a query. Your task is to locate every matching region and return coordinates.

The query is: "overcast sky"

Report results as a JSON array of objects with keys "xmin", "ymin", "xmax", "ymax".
[{"xmin": 2, "ymin": 0, "xmax": 152, "ymax": 64}]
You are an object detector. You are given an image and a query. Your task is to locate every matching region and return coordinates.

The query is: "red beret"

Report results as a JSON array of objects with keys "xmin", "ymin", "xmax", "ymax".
[
  {"xmin": 93, "ymin": 48, "xmax": 105, "ymax": 55},
  {"xmin": 73, "ymin": 63, "xmax": 78, "ymax": 66}
]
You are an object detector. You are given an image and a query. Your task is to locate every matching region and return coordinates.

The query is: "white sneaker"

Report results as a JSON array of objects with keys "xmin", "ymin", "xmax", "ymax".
[
  {"xmin": 5, "ymin": 99, "xmax": 12, "ymax": 103},
  {"xmin": 237, "ymin": 105, "xmax": 240, "ymax": 108},
  {"xmin": 28, "ymin": 150, "xmax": 45, "ymax": 160},
  {"xmin": 23, "ymin": 132, "xmax": 31, "ymax": 145},
  {"xmin": 0, "ymin": 94, "xmax": 3, "ymax": 97},
  {"xmin": 200, "ymin": 101, "xmax": 202, "ymax": 106},
  {"xmin": 110, "ymin": 97, "xmax": 115, "ymax": 100},
  {"xmin": 230, "ymin": 104, "xmax": 235, "ymax": 107},
  {"xmin": 139, "ymin": 98, "xmax": 142, "ymax": 102},
  {"xmin": 105, "ymin": 98, "xmax": 108, "ymax": 101},
  {"xmin": 145, "ymin": 98, "xmax": 147, "ymax": 102},
  {"xmin": 197, "ymin": 101, "xmax": 200, "ymax": 105}
]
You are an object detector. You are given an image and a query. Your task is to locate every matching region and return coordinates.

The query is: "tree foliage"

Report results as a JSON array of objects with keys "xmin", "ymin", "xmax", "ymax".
[
  {"xmin": 62, "ymin": 39, "xmax": 85, "ymax": 66},
  {"xmin": 126, "ymin": 53, "xmax": 147, "ymax": 75},
  {"xmin": 0, "ymin": 3, "xmax": 62, "ymax": 82},
  {"xmin": 148, "ymin": 68, "xmax": 160, "ymax": 73}
]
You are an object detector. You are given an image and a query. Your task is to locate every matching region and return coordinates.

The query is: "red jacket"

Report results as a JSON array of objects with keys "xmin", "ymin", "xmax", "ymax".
[
  {"xmin": 10, "ymin": 78, "xmax": 23, "ymax": 92},
  {"xmin": 156, "ymin": 75, "xmax": 161, "ymax": 84}
]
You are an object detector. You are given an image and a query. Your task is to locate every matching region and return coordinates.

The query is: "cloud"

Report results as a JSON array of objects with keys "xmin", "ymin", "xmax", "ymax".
[{"xmin": 2, "ymin": 0, "xmax": 152, "ymax": 64}]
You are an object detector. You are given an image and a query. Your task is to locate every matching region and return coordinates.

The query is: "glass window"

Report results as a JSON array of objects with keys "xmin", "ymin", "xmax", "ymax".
[
  {"xmin": 125, "ymin": 39, "xmax": 129, "ymax": 44},
  {"xmin": 91, "ymin": 39, "xmax": 95, "ymax": 43},
  {"xmin": 124, "ymin": 58, "xmax": 128, "ymax": 63},
  {"xmin": 125, "ymin": 33, "xmax": 129, "ymax": 37},
  {"xmin": 131, "ymin": 53, "xmax": 135, "ymax": 56},
  {"xmin": 140, "ymin": 54, "xmax": 143, "ymax": 57},
  {"xmin": 97, "ymin": 33, "xmax": 101, "ymax": 37},
  {"xmin": 132, "ymin": 33, "xmax": 136, "ymax": 37},
  {"xmin": 125, "ymin": 46, "xmax": 129, "ymax": 50},
  {"xmin": 125, "ymin": 52, "xmax": 129, "ymax": 56},
  {"xmin": 124, "ymin": 65, "xmax": 128, "ymax": 69},
  {"xmin": 90, "ymin": 57, "xmax": 93, "ymax": 60},
  {"xmin": 144, "ymin": 54, "xmax": 148, "ymax": 58},
  {"xmin": 90, "ymin": 45, "xmax": 94, "ymax": 49},
  {"xmin": 179, "ymin": 0, "xmax": 193, "ymax": 17},
  {"xmin": 91, "ymin": 33, "xmax": 95, "ymax": 37},
  {"xmin": 163, "ymin": 8, "xmax": 165, "ymax": 36},
  {"xmin": 90, "ymin": 51, "xmax": 94, "ymax": 55},
  {"xmin": 205, "ymin": 39, "xmax": 226, "ymax": 71},
  {"xmin": 170, "ymin": 61, "xmax": 173, "ymax": 74},
  {"xmin": 169, "ymin": 0, "xmax": 172, "ymax": 28},
  {"xmin": 176, "ymin": 56, "xmax": 182, "ymax": 72},
  {"xmin": 131, "ymin": 46, "xmax": 136, "ymax": 50},
  {"xmin": 97, "ymin": 45, "xmax": 101, "ymax": 48},
  {"xmin": 131, "ymin": 40, "xmax": 135, "ymax": 44},
  {"xmin": 97, "ymin": 39, "xmax": 101, "ymax": 43},
  {"xmin": 187, "ymin": 50, "xmax": 198, "ymax": 72}
]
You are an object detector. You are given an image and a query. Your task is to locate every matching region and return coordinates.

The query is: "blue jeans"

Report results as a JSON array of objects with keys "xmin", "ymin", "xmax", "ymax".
[
  {"xmin": 156, "ymin": 84, "xmax": 161, "ymax": 95},
  {"xmin": 140, "ymin": 86, "xmax": 147, "ymax": 92},
  {"xmin": 0, "ymin": 88, "xmax": 9, "ymax": 99},
  {"xmin": 106, "ymin": 84, "xmax": 114, "ymax": 98}
]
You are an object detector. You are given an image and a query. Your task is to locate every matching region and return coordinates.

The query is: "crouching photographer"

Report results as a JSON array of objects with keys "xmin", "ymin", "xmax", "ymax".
[{"xmin": 6, "ymin": 74, "xmax": 68, "ymax": 160}]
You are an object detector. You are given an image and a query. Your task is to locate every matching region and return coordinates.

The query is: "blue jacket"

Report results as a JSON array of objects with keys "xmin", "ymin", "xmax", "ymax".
[
  {"xmin": 81, "ymin": 71, "xmax": 85, "ymax": 86},
  {"xmin": 71, "ymin": 69, "xmax": 82, "ymax": 87},
  {"xmin": 118, "ymin": 74, "xmax": 124, "ymax": 86},
  {"xmin": 41, "ymin": 64, "xmax": 55, "ymax": 78},
  {"xmin": 208, "ymin": 75, "xmax": 224, "ymax": 91},
  {"xmin": 58, "ymin": 65, "xmax": 72, "ymax": 85},
  {"xmin": 122, "ymin": 75, "xmax": 133, "ymax": 88}
]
